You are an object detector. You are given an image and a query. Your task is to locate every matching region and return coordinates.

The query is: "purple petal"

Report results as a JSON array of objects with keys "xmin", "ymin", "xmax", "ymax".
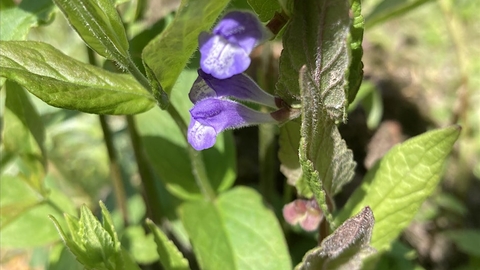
[
  {"xmin": 188, "ymin": 117, "xmax": 218, "ymax": 151},
  {"xmin": 189, "ymin": 69, "xmax": 277, "ymax": 108},
  {"xmin": 199, "ymin": 33, "xmax": 250, "ymax": 79},
  {"xmin": 213, "ymin": 11, "xmax": 265, "ymax": 53},
  {"xmin": 190, "ymin": 98, "xmax": 275, "ymax": 133}
]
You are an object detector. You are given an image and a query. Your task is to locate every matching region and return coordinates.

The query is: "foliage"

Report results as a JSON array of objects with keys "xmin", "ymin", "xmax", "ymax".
[{"xmin": 1, "ymin": 0, "xmax": 477, "ymax": 269}]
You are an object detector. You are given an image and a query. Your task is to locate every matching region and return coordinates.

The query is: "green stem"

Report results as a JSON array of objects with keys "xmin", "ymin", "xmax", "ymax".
[
  {"xmin": 126, "ymin": 115, "xmax": 163, "ymax": 223},
  {"xmin": 167, "ymin": 105, "xmax": 216, "ymax": 200},
  {"xmin": 99, "ymin": 115, "xmax": 129, "ymax": 226},
  {"xmin": 126, "ymin": 59, "xmax": 152, "ymax": 93}
]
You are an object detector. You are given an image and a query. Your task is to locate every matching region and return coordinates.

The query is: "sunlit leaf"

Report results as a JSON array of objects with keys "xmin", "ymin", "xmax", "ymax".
[
  {"xmin": 146, "ymin": 219, "xmax": 189, "ymax": 270},
  {"xmin": 336, "ymin": 125, "xmax": 461, "ymax": 251},
  {"xmin": 0, "ymin": 41, "xmax": 155, "ymax": 115},
  {"xmin": 142, "ymin": 0, "xmax": 229, "ymax": 94},
  {"xmin": 179, "ymin": 187, "xmax": 292, "ymax": 270},
  {"xmin": 0, "ymin": 0, "xmax": 55, "ymax": 41},
  {"xmin": 53, "ymin": 0, "xmax": 130, "ymax": 65}
]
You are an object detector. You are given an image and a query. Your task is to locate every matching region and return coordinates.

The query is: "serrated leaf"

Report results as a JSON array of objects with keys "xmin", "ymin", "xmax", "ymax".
[
  {"xmin": 365, "ymin": 0, "xmax": 433, "ymax": 28},
  {"xmin": 247, "ymin": 0, "xmax": 283, "ymax": 22},
  {"xmin": 179, "ymin": 187, "xmax": 291, "ymax": 270},
  {"xmin": 296, "ymin": 207, "xmax": 376, "ymax": 270},
  {"xmin": 0, "ymin": 0, "xmax": 55, "ymax": 41},
  {"xmin": 276, "ymin": 0, "xmax": 352, "ymax": 121},
  {"xmin": 99, "ymin": 201, "xmax": 120, "ymax": 252},
  {"xmin": 50, "ymin": 215, "xmax": 90, "ymax": 267},
  {"xmin": 335, "ymin": 125, "xmax": 461, "ymax": 252},
  {"xmin": 0, "ymin": 41, "xmax": 155, "ymax": 115},
  {"xmin": 299, "ymin": 67, "xmax": 356, "ymax": 226},
  {"xmin": 79, "ymin": 205, "xmax": 116, "ymax": 267},
  {"xmin": 142, "ymin": 0, "xmax": 229, "ymax": 94},
  {"xmin": 53, "ymin": 0, "xmax": 130, "ymax": 64},
  {"xmin": 146, "ymin": 219, "xmax": 189, "ymax": 270},
  {"xmin": 347, "ymin": 0, "xmax": 364, "ymax": 104},
  {"xmin": 135, "ymin": 70, "xmax": 236, "ymax": 200}
]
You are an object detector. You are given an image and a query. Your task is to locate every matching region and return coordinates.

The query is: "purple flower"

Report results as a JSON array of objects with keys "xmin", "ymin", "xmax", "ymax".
[
  {"xmin": 189, "ymin": 69, "xmax": 278, "ymax": 108},
  {"xmin": 188, "ymin": 98, "xmax": 276, "ymax": 151},
  {"xmin": 283, "ymin": 199, "xmax": 323, "ymax": 231},
  {"xmin": 199, "ymin": 11, "xmax": 265, "ymax": 79}
]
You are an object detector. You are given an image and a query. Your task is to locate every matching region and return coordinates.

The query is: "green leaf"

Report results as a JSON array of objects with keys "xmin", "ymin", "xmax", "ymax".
[
  {"xmin": 0, "ymin": 41, "xmax": 155, "ymax": 115},
  {"xmin": 365, "ymin": 0, "xmax": 433, "ymax": 28},
  {"xmin": 146, "ymin": 219, "xmax": 189, "ymax": 270},
  {"xmin": 3, "ymin": 80, "xmax": 46, "ymax": 191},
  {"xmin": 0, "ymin": 0, "xmax": 55, "ymax": 41},
  {"xmin": 135, "ymin": 70, "xmax": 236, "ymax": 200},
  {"xmin": 247, "ymin": 0, "xmax": 283, "ymax": 22},
  {"xmin": 276, "ymin": 0, "xmax": 352, "ymax": 121},
  {"xmin": 299, "ymin": 67, "xmax": 356, "ymax": 226},
  {"xmin": 99, "ymin": 201, "xmax": 120, "ymax": 253},
  {"xmin": 179, "ymin": 186, "xmax": 292, "ymax": 270},
  {"xmin": 335, "ymin": 125, "xmax": 461, "ymax": 252},
  {"xmin": 121, "ymin": 225, "xmax": 159, "ymax": 264},
  {"xmin": 142, "ymin": 0, "xmax": 229, "ymax": 94},
  {"xmin": 347, "ymin": 0, "xmax": 365, "ymax": 104},
  {"xmin": 79, "ymin": 205, "xmax": 116, "ymax": 266},
  {"xmin": 52, "ymin": 0, "xmax": 130, "ymax": 64},
  {"xmin": 278, "ymin": 121, "xmax": 302, "ymax": 186},
  {"xmin": 296, "ymin": 207, "xmax": 376, "ymax": 270}
]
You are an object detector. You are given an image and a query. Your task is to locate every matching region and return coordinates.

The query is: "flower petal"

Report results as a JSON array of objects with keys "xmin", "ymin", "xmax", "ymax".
[
  {"xmin": 189, "ymin": 69, "xmax": 277, "ymax": 108},
  {"xmin": 213, "ymin": 11, "xmax": 265, "ymax": 54},
  {"xmin": 187, "ymin": 117, "xmax": 218, "ymax": 151},
  {"xmin": 199, "ymin": 33, "xmax": 250, "ymax": 79}
]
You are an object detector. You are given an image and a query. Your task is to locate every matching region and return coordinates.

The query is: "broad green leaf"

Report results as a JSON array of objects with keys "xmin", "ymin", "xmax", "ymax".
[
  {"xmin": 0, "ymin": 0, "xmax": 55, "ymax": 41},
  {"xmin": 296, "ymin": 207, "xmax": 376, "ymax": 270},
  {"xmin": 146, "ymin": 219, "xmax": 189, "ymax": 270},
  {"xmin": 276, "ymin": 0, "xmax": 351, "ymax": 121},
  {"xmin": 3, "ymin": 80, "xmax": 46, "ymax": 191},
  {"xmin": 142, "ymin": 0, "xmax": 229, "ymax": 94},
  {"xmin": 299, "ymin": 67, "xmax": 356, "ymax": 225},
  {"xmin": 365, "ymin": 0, "xmax": 433, "ymax": 28},
  {"xmin": 53, "ymin": 0, "xmax": 130, "ymax": 65},
  {"xmin": 135, "ymin": 70, "xmax": 236, "ymax": 200},
  {"xmin": 347, "ymin": 0, "xmax": 364, "ymax": 104},
  {"xmin": 0, "ymin": 41, "xmax": 155, "ymax": 115},
  {"xmin": 121, "ymin": 225, "xmax": 159, "ymax": 264},
  {"xmin": 247, "ymin": 0, "xmax": 282, "ymax": 22},
  {"xmin": 0, "ymin": 176, "xmax": 73, "ymax": 247},
  {"xmin": 335, "ymin": 125, "xmax": 461, "ymax": 252},
  {"xmin": 179, "ymin": 187, "xmax": 292, "ymax": 270}
]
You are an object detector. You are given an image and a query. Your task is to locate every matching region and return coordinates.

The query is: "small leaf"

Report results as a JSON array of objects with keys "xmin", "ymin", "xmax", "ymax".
[
  {"xmin": 146, "ymin": 219, "xmax": 189, "ymax": 270},
  {"xmin": 0, "ymin": 0, "xmax": 55, "ymax": 41},
  {"xmin": 79, "ymin": 205, "xmax": 116, "ymax": 267},
  {"xmin": 121, "ymin": 225, "xmax": 159, "ymax": 265},
  {"xmin": 142, "ymin": 0, "xmax": 229, "ymax": 94},
  {"xmin": 296, "ymin": 207, "xmax": 376, "ymax": 270},
  {"xmin": 179, "ymin": 187, "xmax": 292, "ymax": 270},
  {"xmin": 99, "ymin": 201, "xmax": 120, "ymax": 252},
  {"xmin": 347, "ymin": 0, "xmax": 365, "ymax": 104},
  {"xmin": 53, "ymin": 0, "xmax": 130, "ymax": 65},
  {"xmin": 247, "ymin": 0, "xmax": 283, "ymax": 22},
  {"xmin": 336, "ymin": 125, "xmax": 461, "ymax": 252},
  {"xmin": 365, "ymin": 0, "xmax": 433, "ymax": 28},
  {"xmin": 0, "ymin": 41, "xmax": 155, "ymax": 115},
  {"xmin": 299, "ymin": 67, "xmax": 356, "ymax": 226}
]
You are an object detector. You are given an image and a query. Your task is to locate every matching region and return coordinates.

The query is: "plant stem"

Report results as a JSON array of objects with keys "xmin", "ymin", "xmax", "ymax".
[
  {"xmin": 99, "ymin": 115, "xmax": 129, "ymax": 226},
  {"xmin": 258, "ymin": 118, "xmax": 276, "ymax": 203},
  {"xmin": 126, "ymin": 59, "xmax": 152, "ymax": 93},
  {"xmin": 166, "ymin": 105, "xmax": 216, "ymax": 200},
  {"xmin": 126, "ymin": 115, "xmax": 163, "ymax": 223}
]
